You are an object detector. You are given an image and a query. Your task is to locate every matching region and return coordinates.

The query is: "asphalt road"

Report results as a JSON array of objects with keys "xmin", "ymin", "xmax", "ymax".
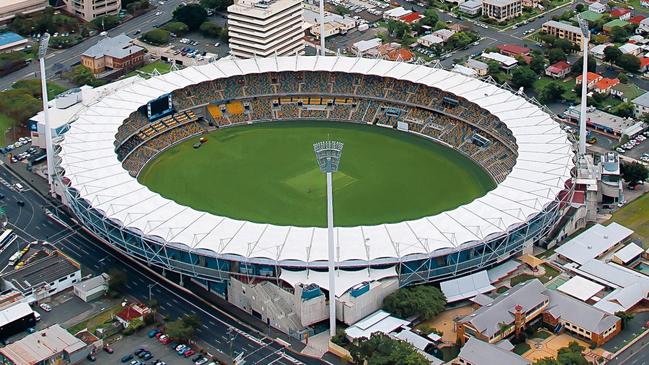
[
  {"xmin": 0, "ymin": 0, "xmax": 185, "ymax": 90},
  {"xmin": 0, "ymin": 163, "xmax": 327, "ymax": 365}
]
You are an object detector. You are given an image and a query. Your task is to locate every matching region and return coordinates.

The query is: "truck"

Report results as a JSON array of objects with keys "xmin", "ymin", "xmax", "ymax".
[{"xmin": 358, "ymin": 23, "xmax": 369, "ymax": 32}]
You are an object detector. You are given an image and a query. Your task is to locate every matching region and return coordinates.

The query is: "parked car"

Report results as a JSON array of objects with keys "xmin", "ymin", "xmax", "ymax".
[
  {"xmin": 121, "ymin": 354, "xmax": 134, "ymax": 363},
  {"xmin": 103, "ymin": 345, "xmax": 114, "ymax": 353},
  {"xmin": 87, "ymin": 354, "xmax": 96, "ymax": 362},
  {"xmin": 183, "ymin": 349, "xmax": 195, "ymax": 358},
  {"xmin": 195, "ymin": 357, "xmax": 209, "ymax": 365},
  {"xmin": 148, "ymin": 329, "xmax": 161, "ymax": 338},
  {"xmin": 39, "ymin": 303, "xmax": 51, "ymax": 312}
]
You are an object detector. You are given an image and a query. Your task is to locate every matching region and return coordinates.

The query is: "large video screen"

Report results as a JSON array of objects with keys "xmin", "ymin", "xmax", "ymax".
[{"xmin": 149, "ymin": 95, "xmax": 171, "ymax": 117}]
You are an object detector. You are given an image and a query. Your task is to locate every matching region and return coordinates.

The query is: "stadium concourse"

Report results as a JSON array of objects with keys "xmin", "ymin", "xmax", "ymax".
[{"xmin": 55, "ymin": 55, "xmax": 575, "ymax": 337}]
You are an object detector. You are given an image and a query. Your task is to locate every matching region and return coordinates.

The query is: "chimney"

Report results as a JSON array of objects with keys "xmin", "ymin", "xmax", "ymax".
[{"xmin": 514, "ymin": 304, "xmax": 524, "ymax": 336}]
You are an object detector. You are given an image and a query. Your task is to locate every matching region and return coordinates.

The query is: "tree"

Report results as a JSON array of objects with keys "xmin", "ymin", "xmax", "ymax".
[
  {"xmin": 420, "ymin": 9, "xmax": 439, "ymax": 27},
  {"xmin": 382, "ymin": 285, "xmax": 446, "ymax": 320},
  {"xmin": 333, "ymin": 5, "xmax": 351, "ymax": 15},
  {"xmin": 143, "ymin": 29, "xmax": 170, "ymax": 45},
  {"xmin": 571, "ymin": 56, "xmax": 597, "ymax": 74},
  {"xmin": 163, "ymin": 21, "xmax": 189, "ymax": 35},
  {"xmin": 530, "ymin": 55, "xmax": 545, "ymax": 74},
  {"xmin": 92, "ymin": 15, "xmax": 120, "ymax": 30},
  {"xmin": 511, "ymin": 66, "xmax": 537, "ymax": 88},
  {"xmin": 575, "ymin": 3, "xmax": 585, "ymax": 11},
  {"xmin": 0, "ymin": 89, "xmax": 40, "ymax": 125},
  {"xmin": 387, "ymin": 20, "xmax": 411, "ymax": 39},
  {"xmin": 616, "ymin": 54, "xmax": 641, "ymax": 73},
  {"xmin": 621, "ymin": 162, "xmax": 649, "ymax": 185},
  {"xmin": 556, "ymin": 342, "xmax": 588, "ymax": 365},
  {"xmin": 615, "ymin": 311, "xmax": 634, "ymax": 329},
  {"xmin": 539, "ymin": 82, "xmax": 565, "ymax": 103},
  {"xmin": 610, "ymin": 26, "xmax": 629, "ymax": 43},
  {"xmin": 611, "ymin": 102, "xmax": 635, "ymax": 118},
  {"xmin": 63, "ymin": 65, "xmax": 99, "ymax": 87},
  {"xmin": 199, "ymin": 21, "xmax": 222, "ymax": 38},
  {"xmin": 173, "ymin": 4, "xmax": 207, "ymax": 31},
  {"xmin": 165, "ymin": 317, "xmax": 195, "ymax": 341},
  {"xmin": 547, "ymin": 48, "xmax": 567, "ymax": 64},
  {"xmin": 348, "ymin": 333, "xmax": 429, "ymax": 365},
  {"xmin": 446, "ymin": 32, "xmax": 476, "ymax": 49},
  {"xmin": 534, "ymin": 358, "xmax": 558, "ymax": 365},
  {"xmin": 487, "ymin": 60, "xmax": 501, "ymax": 75},
  {"xmin": 200, "ymin": 0, "xmax": 233, "ymax": 10},
  {"xmin": 618, "ymin": 72, "xmax": 629, "ymax": 83},
  {"xmin": 107, "ymin": 268, "xmax": 127, "ymax": 292},
  {"xmin": 12, "ymin": 79, "xmax": 64, "ymax": 99},
  {"xmin": 603, "ymin": 46, "xmax": 623, "ymax": 64}
]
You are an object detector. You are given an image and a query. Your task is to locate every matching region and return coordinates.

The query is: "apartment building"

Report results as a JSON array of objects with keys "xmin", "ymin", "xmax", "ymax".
[
  {"xmin": 542, "ymin": 20, "xmax": 584, "ymax": 49},
  {"xmin": 64, "ymin": 0, "xmax": 121, "ymax": 22},
  {"xmin": 482, "ymin": 0, "xmax": 522, "ymax": 22},
  {"xmin": 227, "ymin": 0, "xmax": 304, "ymax": 58}
]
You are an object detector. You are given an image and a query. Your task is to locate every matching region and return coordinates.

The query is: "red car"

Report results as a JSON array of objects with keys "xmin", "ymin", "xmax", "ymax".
[
  {"xmin": 183, "ymin": 350, "xmax": 195, "ymax": 358},
  {"xmin": 103, "ymin": 345, "xmax": 114, "ymax": 354},
  {"xmin": 160, "ymin": 336, "xmax": 172, "ymax": 345}
]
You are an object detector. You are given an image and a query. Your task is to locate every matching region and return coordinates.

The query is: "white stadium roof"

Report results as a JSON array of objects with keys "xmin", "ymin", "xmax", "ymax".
[{"xmin": 58, "ymin": 55, "xmax": 574, "ymax": 265}]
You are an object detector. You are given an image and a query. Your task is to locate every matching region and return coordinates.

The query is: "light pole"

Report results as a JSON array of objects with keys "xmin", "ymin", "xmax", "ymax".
[
  {"xmin": 148, "ymin": 283, "xmax": 158, "ymax": 302},
  {"xmin": 38, "ymin": 33, "xmax": 55, "ymax": 197},
  {"xmin": 318, "ymin": 0, "xmax": 326, "ymax": 55},
  {"xmin": 313, "ymin": 140, "xmax": 343, "ymax": 337},
  {"xmin": 577, "ymin": 15, "xmax": 590, "ymax": 158}
]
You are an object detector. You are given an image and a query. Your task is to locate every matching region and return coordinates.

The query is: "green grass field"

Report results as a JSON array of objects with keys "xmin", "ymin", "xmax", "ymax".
[
  {"xmin": 608, "ymin": 192, "xmax": 649, "ymax": 246},
  {"xmin": 138, "ymin": 121, "xmax": 495, "ymax": 227}
]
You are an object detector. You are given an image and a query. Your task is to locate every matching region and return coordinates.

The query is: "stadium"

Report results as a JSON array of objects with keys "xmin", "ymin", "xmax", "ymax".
[{"xmin": 57, "ymin": 55, "xmax": 575, "ymax": 329}]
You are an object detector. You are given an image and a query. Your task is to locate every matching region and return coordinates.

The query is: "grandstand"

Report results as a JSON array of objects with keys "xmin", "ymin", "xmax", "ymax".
[{"xmin": 57, "ymin": 56, "xmax": 574, "ymax": 296}]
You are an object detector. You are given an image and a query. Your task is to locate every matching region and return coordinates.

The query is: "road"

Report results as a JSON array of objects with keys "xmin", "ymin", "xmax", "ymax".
[
  {"xmin": 0, "ymin": 1, "xmax": 184, "ymax": 90},
  {"xmin": 607, "ymin": 333, "xmax": 649, "ymax": 365},
  {"xmin": 0, "ymin": 163, "xmax": 327, "ymax": 365}
]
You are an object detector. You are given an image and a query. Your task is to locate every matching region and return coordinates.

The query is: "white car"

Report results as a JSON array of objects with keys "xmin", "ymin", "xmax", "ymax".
[
  {"xmin": 39, "ymin": 303, "xmax": 52, "ymax": 312},
  {"xmin": 155, "ymin": 11, "xmax": 162, "ymax": 15},
  {"xmin": 616, "ymin": 147, "xmax": 625, "ymax": 153}
]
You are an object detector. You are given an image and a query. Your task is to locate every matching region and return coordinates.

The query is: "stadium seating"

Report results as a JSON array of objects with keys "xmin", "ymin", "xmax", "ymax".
[{"xmin": 118, "ymin": 71, "xmax": 519, "ymax": 183}]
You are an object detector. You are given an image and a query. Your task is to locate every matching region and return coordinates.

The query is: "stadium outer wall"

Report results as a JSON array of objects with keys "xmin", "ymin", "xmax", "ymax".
[{"xmin": 56, "ymin": 57, "xmax": 575, "ymax": 305}]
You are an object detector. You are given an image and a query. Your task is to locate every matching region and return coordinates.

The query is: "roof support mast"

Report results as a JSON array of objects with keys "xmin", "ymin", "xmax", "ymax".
[
  {"xmin": 319, "ymin": 0, "xmax": 326, "ymax": 55},
  {"xmin": 38, "ymin": 33, "xmax": 55, "ymax": 197},
  {"xmin": 577, "ymin": 15, "xmax": 590, "ymax": 158}
]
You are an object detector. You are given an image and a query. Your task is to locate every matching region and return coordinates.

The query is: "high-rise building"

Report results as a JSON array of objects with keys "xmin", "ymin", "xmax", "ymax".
[
  {"xmin": 227, "ymin": 0, "xmax": 304, "ymax": 58},
  {"xmin": 64, "ymin": 0, "xmax": 120, "ymax": 22}
]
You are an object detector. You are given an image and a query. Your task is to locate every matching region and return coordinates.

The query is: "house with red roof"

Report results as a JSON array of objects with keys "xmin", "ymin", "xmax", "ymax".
[
  {"xmin": 576, "ymin": 72, "xmax": 603, "ymax": 90},
  {"xmin": 497, "ymin": 43, "xmax": 531, "ymax": 57},
  {"xmin": 545, "ymin": 60, "xmax": 572, "ymax": 79},
  {"xmin": 630, "ymin": 15, "xmax": 646, "ymax": 24},
  {"xmin": 399, "ymin": 12, "xmax": 423, "ymax": 24},
  {"xmin": 640, "ymin": 57, "xmax": 649, "ymax": 72},
  {"xmin": 594, "ymin": 78, "xmax": 620, "ymax": 94},
  {"xmin": 115, "ymin": 303, "xmax": 151, "ymax": 328},
  {"xmin": 610, "ymin": 8, "xmax": 632, "ymax": 20}
]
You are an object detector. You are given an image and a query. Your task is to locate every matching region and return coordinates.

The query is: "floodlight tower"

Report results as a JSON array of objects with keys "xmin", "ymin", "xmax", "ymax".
[
  {"xmin": 318, "ymin": 0, "xmax": 326, "ymax": 55},
  {"xmin": 577, "ymin": 15, "xmax": 590, "ymax": 158},
  {"xmin": 38, "ymin": 33, "xmax": 55, "ymax": 197},
  {"xmin": 313, "ymin": 140, "xmax": 344, "ymax": 337}
]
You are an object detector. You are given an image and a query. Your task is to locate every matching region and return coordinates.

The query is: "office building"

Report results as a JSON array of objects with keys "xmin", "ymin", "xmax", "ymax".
[
  {"xmin": 63, "ymin": 0, "xmax": 121, "ymax": 22},
  {"xmin": 227, "ymin": 0, "xmax": 304, "ymax": 58}
]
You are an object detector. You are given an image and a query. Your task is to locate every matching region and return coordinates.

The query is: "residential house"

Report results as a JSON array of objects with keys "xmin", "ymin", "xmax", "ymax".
[
  {"xmin": 619, "ymin": 42, "xmax": 641, "ymax": 55},
  {"xmin": 466, "ymin": 59, "xmax": 489, "ymax": 75},
  {"xmin": 638, "ymin": 17, "xmax": 649, "ymax": 33},
  {"xmin": 610, "ymin": 8, "xmax": 632, "ymax": 21},
  {"xmin": 588, "ymin": 2, "xmax": 608, "ymax": 13},
  {"xmin": 640, "ymin": 57, "xmax": 649, "ymax": 72},
  {"xmin": 482, "ymin": 0, "xmax": 522, "ymax": 22},
  {"xmin": 594, "ymin": 78, "xmax": 620, "ymax": 94},
  {"xmin": 455, "ymin": 337, "xmax": 530, "ymax": 365},
  {"xmin": 545, "ymin": 60, "xmax": 571, "ymax": 79},
  {"xmin": 399, "ymin": 12, "xmax": 423, "ymax": 24},
  {"xmin": 481, "ymin": 52, "xmax": 518, "ymax": 71},
  {"xmin": 376, "ymin": 43, "xmax": 415, "ymax": 61},
  {"xmin": 456, "ymin": 279, "xmax": 622, "ymax": 347},
  {"xmin": 418, "ymin": 34, "xmax": 444, "ymax": 48},
  {"xmin": 81, "ymin": 34, "xmax": 145, "ymax": 76},
  {"xmin": 542, "ymin": 21, "xmax": 583, "ymax": 49},
  {"xmin": 383, "ymin": 7, "xmax": 411, "ymax": 20},
  {"xmin": 432, "ymin": 29, "xmax": 456, "ymax": 41},
  {"xmin": 115, "ymin": 303, "xmax": 150, "ymax": 328},
  {"xmin": 629, "ymin": 15, "xmax": 646, "ymax": 24},
  {"xmin": 73, "ymin": 273, "xmax": 109, "ymax": 302},
  {"xmin": 351, "ymin": 38, "xmax": 382, "ymax": 55},
  {"xmin": 453, "ymin": 64, "xmax": 479, "ymax": 77},
  {"xmin": 611, "ymin": 82, "xmax": 646, "ymax": 102},
  {"xmin": 576, "ymin": 72, "xmax": 603, "ymax": 90},
  {"xmin": 522, "ymin": 0, "xmax": 539, "ymax": 8},
  {"xmin": 460, "ymin": 0, "xmax": 483, "ymax": 15},
  {"xmin": 497, "ymin": 43, "xmax": 530, "ymax": 57},
  {"xmin": 591, "ymin": 43, "xmax": 613, "ymax": 59},
  {"xmin": 604, "ymin": 19, "xmax": 630, "ymax": 32}
]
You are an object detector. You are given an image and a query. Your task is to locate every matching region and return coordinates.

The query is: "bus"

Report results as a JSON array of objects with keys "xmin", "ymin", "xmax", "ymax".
[
  {"xmin": 0, "ymin": 229, "xmax": 16, "ymax": 251},
  {"xmin": 8, "ymin": 251, "xmax": 22, "ymax": 266}
]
